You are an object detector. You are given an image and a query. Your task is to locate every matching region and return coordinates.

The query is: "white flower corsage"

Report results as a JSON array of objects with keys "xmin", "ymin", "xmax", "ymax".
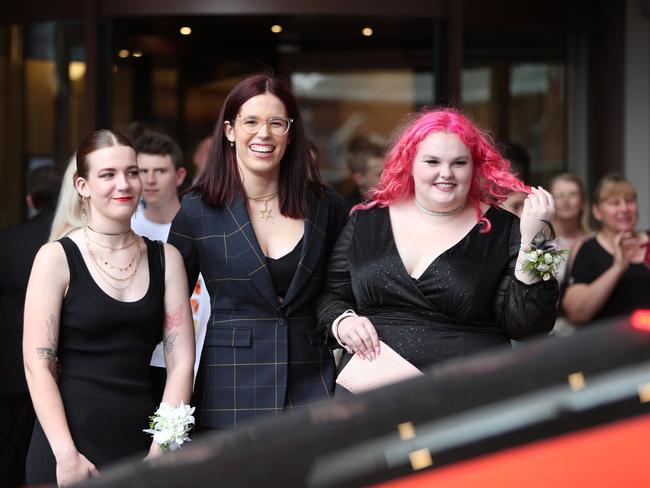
[
  {"xmin": 520, "ymin": 220, "xmax": 569, "ymax": 281},
  {"xmin": 143, "ymin": 401, "xmax": 195, "ymax": 452}
]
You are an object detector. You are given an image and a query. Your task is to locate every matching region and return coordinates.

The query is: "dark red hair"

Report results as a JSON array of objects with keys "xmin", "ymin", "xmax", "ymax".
[
  {"xmin": 194, "ymin": 74, "xmax": 324, "ymax": 217},
  {"xmin": 357, "ymin": 108, "xmax": 529, "ymax": 232}
]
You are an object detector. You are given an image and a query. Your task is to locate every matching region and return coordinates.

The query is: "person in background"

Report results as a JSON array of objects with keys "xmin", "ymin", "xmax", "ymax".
[
  {"xmin": 24, "ymin": 130, "xmax": 194, "ymax": 486},
  {"xmin": 168, "ymin": 74, "xmax": 348, "ymax": 430},
  {"xmin": 132, "ymin": 131, "xmax": 209, "ymax": 401},
  {"xmin": 191, "ymin": 135, "xmax": 213, "ymax": 183},
  {"xmin": 0, "ymin": 165, "xmax": 60, "ymax": 488},
  {"xmin": 562, "ymin": 174, "xmax": 650, "ymax": 326},
  {"xmin": 498, "ymin": 142, "xmax": 531, "ymax": 217},
  {"xmin": 550, "ymin": 173, "xmax": 591, "ymax": 285},
  {"xmin": 316, "ymin": 108, "xmax": 559, "ymax": 390},
  {"xmin": 49, "ymin": 156, "xmax": 84, "ymax": 241},
  {"xmin": 342, "ymin": 133, "xmax": 387, "ymax": 210},
  {"xmin": 548, "ymin": 173, "xmax": 591, "ymax": 335}
]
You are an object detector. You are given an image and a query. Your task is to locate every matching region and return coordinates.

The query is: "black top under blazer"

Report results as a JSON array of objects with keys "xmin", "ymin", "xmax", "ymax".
[{"xmin": 168, "ymin": 188, "xmax": 347, "ymax": 429}]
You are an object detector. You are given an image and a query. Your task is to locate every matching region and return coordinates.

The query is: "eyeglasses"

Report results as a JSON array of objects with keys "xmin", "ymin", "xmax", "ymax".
[{"xmin": 235, "ymin": 114, "xmax": 293, "ymax": 136}]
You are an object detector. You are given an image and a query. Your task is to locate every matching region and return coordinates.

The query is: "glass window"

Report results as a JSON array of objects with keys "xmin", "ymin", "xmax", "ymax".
[
  {"xmin": 109, "ymin": 15, "xmax": 437, "ymax": 185},
  {"xmin": 292, "ymin": 70, "xmax": 433, "ymax": 185},
  {"xmin": 462, "ymin": 62, "xmax": 566, "ymax": 186},
  {"xmin": 0, "ymin": 20, "xmax": 85, "ymax": 225}
]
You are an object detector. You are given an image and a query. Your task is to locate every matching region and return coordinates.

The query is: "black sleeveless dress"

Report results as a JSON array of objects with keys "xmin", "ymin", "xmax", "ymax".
[{"xmin": 25, "ymin": 237, "xmax": 164, "ymax": 484}]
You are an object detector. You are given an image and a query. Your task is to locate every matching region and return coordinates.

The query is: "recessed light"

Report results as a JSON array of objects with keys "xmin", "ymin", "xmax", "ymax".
[
  {"xmin": 180, "ymin": 26, "xmax": 192, "ymax": 36},
  {"xmin": 362, "ymin": 27, "xmax": 373, "ymax": 37},
  {"xmin": 118, "ymin": 49, "xmax": 130, "ymax": 58},
  {"xmin": 132, "ymin": 50, "xmax": 143, "ymax": 58},
  {"xmin": 271, "ymin": 24, "xmax": 283, "ymax": 34}
]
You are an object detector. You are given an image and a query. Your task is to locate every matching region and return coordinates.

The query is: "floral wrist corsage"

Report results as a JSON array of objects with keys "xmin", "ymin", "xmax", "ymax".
[
  {"xmin": 520, "ymin": 220, "xmax": 569, "ymax": 281},
  {"xmin": 143, "ymin": 401, "xmax": 195, "ymax": 452}
]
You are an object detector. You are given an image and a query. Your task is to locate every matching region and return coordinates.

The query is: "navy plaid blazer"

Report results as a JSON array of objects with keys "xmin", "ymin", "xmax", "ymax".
[{"xmin": 168, "ymin": 188, "xmax": 347, "ymax": 429}]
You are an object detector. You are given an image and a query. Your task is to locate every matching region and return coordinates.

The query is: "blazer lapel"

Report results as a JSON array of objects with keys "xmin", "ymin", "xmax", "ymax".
[
  {"xmin": 225, "ymin": 197, "xmax": 280, "ymax": 310},
  {"xmin": 282, "ymin": 192, "xmax": 326, "ymax": 307}
]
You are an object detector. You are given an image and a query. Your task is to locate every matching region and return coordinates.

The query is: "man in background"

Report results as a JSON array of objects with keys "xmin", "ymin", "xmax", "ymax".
[
  {"xmin": 342, "ymin": 133, "xmax": 386, "ymax": 210},
  {"xmin": 131, "ymin": 132, "xmax": 209, "ymax": 402},
  {"xmin": 0, "ymin": 166, "xmax": 61, "ymax": 487}
]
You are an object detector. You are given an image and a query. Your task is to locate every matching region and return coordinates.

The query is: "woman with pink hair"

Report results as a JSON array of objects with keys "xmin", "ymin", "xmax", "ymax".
[{"xmin": 317, "ymin": 108, "xmax": 559, "ymax": 381}]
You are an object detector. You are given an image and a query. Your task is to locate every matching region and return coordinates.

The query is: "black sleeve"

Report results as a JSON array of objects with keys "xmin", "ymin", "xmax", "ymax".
[
  {"xmin": 494, "ymin": 216, "xmax": 559, "ymax": 339},
  {"xmin": 568, "ymin": 240, "xmax": 601, "ymax": 285},
  {"xmin": 167, "ymin": 197, "xmax": 200, "ymax": 297},
  {"xmin": 326, "ymin": 189, "xmax": 350, "ymax": 253},
  {"xmin": 315, "ymin": 211, "xmax": 359, "ymax": 347}
]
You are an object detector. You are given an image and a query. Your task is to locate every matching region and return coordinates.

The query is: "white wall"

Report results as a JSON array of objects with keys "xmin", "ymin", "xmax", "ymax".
[{"xmin": 624, "ymin": 0, "xmax": 650, "ymax": 228}]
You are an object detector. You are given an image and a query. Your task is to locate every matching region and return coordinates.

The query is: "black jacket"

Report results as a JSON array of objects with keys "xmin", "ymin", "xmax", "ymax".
[{"xmin": 0, "ymin": 211, "xmax": 53, "ymax": 394}]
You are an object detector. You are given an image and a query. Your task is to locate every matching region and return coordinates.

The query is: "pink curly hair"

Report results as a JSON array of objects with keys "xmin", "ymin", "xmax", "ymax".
[{"xmin": 355, "ymin": 107, "xmax": 529, "ymax": 232}]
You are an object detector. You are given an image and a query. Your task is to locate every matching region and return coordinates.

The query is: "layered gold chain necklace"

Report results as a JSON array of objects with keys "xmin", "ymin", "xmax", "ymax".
[
  {"xmin": 248, "ymin": 191, "xmax": 278, "ymax": 222},
  {"xmin": 84, "ymin": 226, "xmax": 142, "ymax": 290}
]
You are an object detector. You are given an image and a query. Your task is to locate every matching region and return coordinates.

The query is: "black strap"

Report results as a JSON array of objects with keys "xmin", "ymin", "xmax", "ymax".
[{"xmin": 157, "ymin": 240, "xmax": 166, "ymax": 283}]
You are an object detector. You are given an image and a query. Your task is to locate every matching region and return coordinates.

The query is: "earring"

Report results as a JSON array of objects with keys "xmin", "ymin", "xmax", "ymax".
[
  {"xmin": 81, "ymin": 196, "xmax": 88, "ymax": 226},
  {"xmin": 230, "ymin": 141, "xmax": 234, "ymax": 147}
]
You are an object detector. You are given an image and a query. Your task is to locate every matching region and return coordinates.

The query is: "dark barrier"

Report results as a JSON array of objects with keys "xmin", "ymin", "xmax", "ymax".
[{"xmin": 76, "ymin": 316, "xmax": 650, "ymax": 488}]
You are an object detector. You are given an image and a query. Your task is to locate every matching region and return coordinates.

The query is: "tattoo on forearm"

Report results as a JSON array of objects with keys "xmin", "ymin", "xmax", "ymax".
[
  {"xmin": 164, "ymin": 304, "xmax": 184, "ymax": 332},
  {"xmin": 36, "ymin": 347, "xmax": 57, "ymax": 361},
  {"xmin": 46, "ymin": 313, "xmax": 58, "ymax": 346},
  {"xmin": 163, "ymin": 332, "xmax": 178, "ymax": 353}
]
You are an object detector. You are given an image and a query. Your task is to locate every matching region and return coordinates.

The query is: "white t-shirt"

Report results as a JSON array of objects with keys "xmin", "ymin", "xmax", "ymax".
[{"xmin": 131, "ymin": 213, "xmax": 209, "ymax": 378}]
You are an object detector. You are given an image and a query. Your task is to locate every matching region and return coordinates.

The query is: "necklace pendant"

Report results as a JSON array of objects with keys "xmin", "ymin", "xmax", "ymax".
[{"xmin": 260, "ymin": 208, "xmax": 273, "ymax": 221}]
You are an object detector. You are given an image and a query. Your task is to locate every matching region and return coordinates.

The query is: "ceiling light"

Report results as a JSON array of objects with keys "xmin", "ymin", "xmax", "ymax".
[
  {"xmin": 180, "ymin": 26, "xmax": 192, "ymax": 36},
  {"xmin": 68, "ymin": 61, "xmax": 86, "ymax": 81},
  {"xmin": 118, "ymin": 49, "xmax": 130, "ymax": 58},
  {"xmin": 362, "ymin": 27, "xmax": 373, "ymax": 37},
  {"xmin": 132, "ymin": 50, "xmax": 143, "ymax": 58},
  {"xmin": 271, "ymin": 24, "xmax": 283, "ymax": 34}
]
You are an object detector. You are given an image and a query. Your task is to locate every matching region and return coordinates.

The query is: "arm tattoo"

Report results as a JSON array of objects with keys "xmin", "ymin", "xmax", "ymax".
[
  {"xmin": 164, "ymin": 304, "xmax": 184, "ymax": 333},
  {"xmin": 36, "ymin": 347, "xmax": 57, "ymax": 361},
  {"xmin": 163, "ymin": 332, "xmax": 179, "ymax": 354},
  {"xmin": 46, "ymin": 313, "xmax": 58, "ymax": 346}
]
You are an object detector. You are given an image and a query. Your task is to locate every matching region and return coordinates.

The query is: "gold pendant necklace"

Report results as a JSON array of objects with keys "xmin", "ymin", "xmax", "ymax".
[
  {"xmin": 248, "ymin": 191, "xmax": 278, "ymax": 222},
  {"xmin": 84, "ymin": 226, "xmax": 142, "ymax": 289}
]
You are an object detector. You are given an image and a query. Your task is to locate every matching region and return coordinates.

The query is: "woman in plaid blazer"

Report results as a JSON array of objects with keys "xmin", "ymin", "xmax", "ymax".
[{"xmin": 169, "ymin": 75, "xmax": 347, "ymax": 429}]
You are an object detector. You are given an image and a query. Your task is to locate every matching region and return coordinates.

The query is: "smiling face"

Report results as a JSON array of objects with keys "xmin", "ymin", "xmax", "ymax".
[
  {"xmin": 75, "ymin": 145, "xmax": 142, "ymax": 224},
  {"xmin": 411, "ymin": 131, "xmax": 473, "ymax": 211},
  {"xmin": 593, "ymin": 193, "xmax": 638, "ymax": 233},
  {"xmin": 223, "ymin": 93, "xmax": 289, "ymax": 181}
]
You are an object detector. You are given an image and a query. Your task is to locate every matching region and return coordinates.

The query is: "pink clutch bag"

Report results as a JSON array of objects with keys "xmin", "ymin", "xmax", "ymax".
[{"xmin": 335, "ymin": 340, "xmax": 423, "ymax": 394}]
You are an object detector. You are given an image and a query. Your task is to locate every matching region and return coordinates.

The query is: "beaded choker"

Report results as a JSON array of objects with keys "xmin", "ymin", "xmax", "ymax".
[{"xmin": 414, "ymin": 199, "xmax": 467, "ymax": 217}]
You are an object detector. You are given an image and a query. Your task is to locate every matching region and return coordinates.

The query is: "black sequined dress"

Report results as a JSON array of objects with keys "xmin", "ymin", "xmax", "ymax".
[{"xmin": 316, "ymin": 206, "xmax": 559, "ymax": 369}]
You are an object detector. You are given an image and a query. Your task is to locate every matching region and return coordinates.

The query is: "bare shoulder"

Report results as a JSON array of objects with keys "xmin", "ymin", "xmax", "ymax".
[
  {"xmin": 31, "ymin": 241, "xmax": 70, "ymax": 289},
  {"xmin": 162, "ymin": 242, "xmax": 185, "ymax": 270},
  {"xmin": 34, "ymin": 241, "xmax": 67, "ymax": 267}
]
